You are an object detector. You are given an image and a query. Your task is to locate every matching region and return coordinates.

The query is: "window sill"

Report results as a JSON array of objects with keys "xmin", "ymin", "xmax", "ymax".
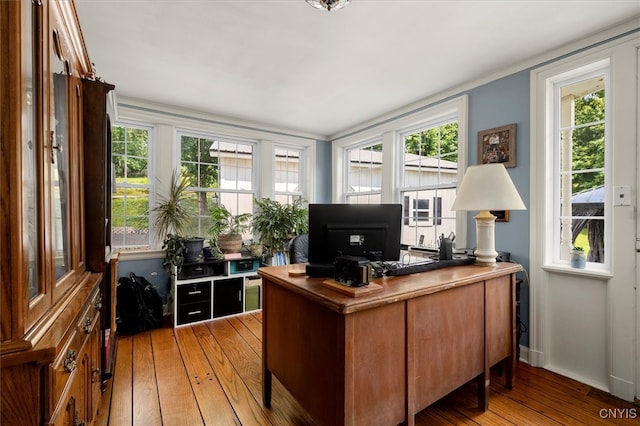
[
  {"xmin": 542, "ymin": 264, "xmax": 613, "ymax": 280},
  {"xmin": 116, "ymin": 249, "xmax": 164, "ymax": 262}
]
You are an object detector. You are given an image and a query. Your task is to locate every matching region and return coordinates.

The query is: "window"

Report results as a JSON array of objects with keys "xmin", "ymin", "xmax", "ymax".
[
  {"xmin": 399, "ymin": 121, "xmax": 459, "ymax": 248},
  {"xmin": 552, "ymin": 66, "xmax": 608, "ymax": 266},
  {"xmin": 111, "ymin": 123, "xmax": 152, "ymax": 249},
  {"xmin": 346, "ymin": 140, "xmax": 383, "ymax": 204},
  {"xmin": 334, "ymin": 97, "xmax": 466, "ymax": 248},
  {"xmin": 179, "ymin": 132, "xmax": 255, "ymax": 239},
  {"xmin": 274, "ymin": 146, "xmax": 303, "ymax": 205}
]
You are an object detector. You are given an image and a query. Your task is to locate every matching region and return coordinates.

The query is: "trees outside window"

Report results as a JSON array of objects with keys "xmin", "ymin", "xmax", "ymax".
[
  {"xmin": 556, "ymin": 72, "xmax": 607, "ymax": 264},
  {"xmin": 111, "ymin": 123, "xmax": 152, "ymax": 248}
]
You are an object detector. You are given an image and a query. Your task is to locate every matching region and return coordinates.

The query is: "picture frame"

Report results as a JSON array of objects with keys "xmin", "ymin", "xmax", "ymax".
[
  {"xmin": 478, "ymin": 123, "xmax": 516, "ymax": 168},
  {"xmin": 491, "ymin": 210, "xmax": 509, "ymax": 222}
]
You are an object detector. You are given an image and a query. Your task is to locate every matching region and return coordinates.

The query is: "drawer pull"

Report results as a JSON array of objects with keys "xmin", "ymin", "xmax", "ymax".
[
  {"xmin": 94, "ymin": 295, "xmax": 102, "ymax": 310},
  {"xmin": 187, "ymin": 310, "xmax": 202, "ymax": 316},
  {"xmin": 92, "ymin": 367, "xmax": 101, "ymax": 383},
  {"xmin": 64, "ymin": 349, "xmax": 77, "ymax": 373},
  {"xmin": 188, "ymin": 290, "xmax": 202, "ymax": 295},
  {"xmin": 83, "ymin": 317, "xmax": 92, "ymax": 333}
]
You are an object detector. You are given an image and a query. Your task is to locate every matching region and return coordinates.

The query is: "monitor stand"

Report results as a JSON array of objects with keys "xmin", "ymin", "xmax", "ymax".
[{"xmin": 305, "ymin": 263, "xmax": 335, "ymax": 278}]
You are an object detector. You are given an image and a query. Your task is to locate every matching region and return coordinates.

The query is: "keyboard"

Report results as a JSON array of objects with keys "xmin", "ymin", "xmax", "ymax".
[{"xmin": 384, "ymin": 256, "xmax": 475, "ymax": 276}]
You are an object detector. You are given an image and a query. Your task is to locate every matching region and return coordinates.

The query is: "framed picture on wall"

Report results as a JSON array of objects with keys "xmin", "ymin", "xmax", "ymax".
[
  {"xmin": 491, "ymin": 210, "xmax": 509, "ymax": 222},
  {"xmin": 478, "ymin": 123, "xmax": 516, "ymax": 168}
]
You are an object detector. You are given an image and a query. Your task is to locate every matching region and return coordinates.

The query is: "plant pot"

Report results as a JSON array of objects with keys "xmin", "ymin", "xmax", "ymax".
[
  {"xmin": 184, "ymin": 237, "xmax": 205, "ymax": 262},
  {"xmin": 218, "ymin": 234, "xmax": 243, "ymax": 253},
  {"xmin": 570, "ymin": 251, "xmax": 586, "ymax": 269}
]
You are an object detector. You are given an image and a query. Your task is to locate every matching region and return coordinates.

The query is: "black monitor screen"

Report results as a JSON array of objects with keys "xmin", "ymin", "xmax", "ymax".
[{"xmin": 308, "ymin": 204, "xmax": 402, "ymax": 265}]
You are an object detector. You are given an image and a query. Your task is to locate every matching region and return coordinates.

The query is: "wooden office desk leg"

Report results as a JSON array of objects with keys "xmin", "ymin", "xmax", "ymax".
[
  {"xmin": 477, "ymin": 373, "xmax": 489, "ymax": 411},
  {"xmin": 505, "ymin": 355, "xmax": 515, "ymax": 389},
  {"xmin": 263, "ymin": 367, "xmax": 272, "ymax": 407}
]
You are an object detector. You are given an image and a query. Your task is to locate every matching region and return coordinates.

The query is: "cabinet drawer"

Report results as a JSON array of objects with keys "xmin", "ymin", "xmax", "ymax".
[
  {"xmin": 52, "ymin": 330, "xmax": 86, "ymax": 409},
  {"xmin": 177, "ymin": 281, "xmax": 211, "ymax": 304},
  {"xmin": 177, "ymin": 300, "xmax": 212, "ymax": 325},
  {"xmin": 51, "ymin": 286, "xmax": 101, "ymax": 407},
  {"xmin": 177, "ymin": 261, "xmax": 224, "ymax": 280}
]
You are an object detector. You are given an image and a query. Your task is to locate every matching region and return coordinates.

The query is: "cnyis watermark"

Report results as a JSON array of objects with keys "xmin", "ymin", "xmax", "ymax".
[{"xmin": 599, "ymin": 408, "xmax": 638, "ymax": 419}]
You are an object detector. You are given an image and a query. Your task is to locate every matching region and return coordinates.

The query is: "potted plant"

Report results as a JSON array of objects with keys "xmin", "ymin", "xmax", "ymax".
[
  {"xmin": 252, "ymin": 198, "xmax": 308, "ymax": 264},
  {"xmin": 161, "ymin": 233, "xmax": 187, "ymax": 273},
  {"xmin": 209, "ymin": 205, "xmax": 252, "ymax": 253},
  {"xmin": 151, "ymin": 170, "xmax": 204, "ymax": 270},
  {"xmin": 571, "ymin": 246, "xmax": 586, "ymax": 269}
]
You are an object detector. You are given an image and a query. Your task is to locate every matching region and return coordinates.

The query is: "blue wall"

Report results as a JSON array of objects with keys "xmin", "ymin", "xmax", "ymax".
[
  {"xmin": 467, "ymin": 70, "xmax": 531, "ymax": 345},
  {"xmin": 315, "ymin": 139, "xmax": 332, "ymax": 203},
  {"xmin": 117, "ymin": 258, "xmax": 171, "ymax": 305}
]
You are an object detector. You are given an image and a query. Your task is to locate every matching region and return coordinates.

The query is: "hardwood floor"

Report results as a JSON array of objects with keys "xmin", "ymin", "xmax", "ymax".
[{"xmin": 97, "ymin": 312, "xmax": 638, "ymax": 425}]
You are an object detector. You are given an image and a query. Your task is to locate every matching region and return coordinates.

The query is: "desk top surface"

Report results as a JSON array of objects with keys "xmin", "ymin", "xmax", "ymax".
[{"xmin": 258, "ymin": 262, "xmax": 522, "ymax": 314}]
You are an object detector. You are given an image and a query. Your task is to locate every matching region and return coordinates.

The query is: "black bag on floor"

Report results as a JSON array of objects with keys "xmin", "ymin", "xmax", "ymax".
[{"xmin": 117, "ymin": 272, "xmax": 164, "ymax": 334}]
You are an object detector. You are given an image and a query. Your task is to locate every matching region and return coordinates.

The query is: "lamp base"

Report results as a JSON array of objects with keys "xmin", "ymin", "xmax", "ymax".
[{"xmin": 474, "ymin": 210, "xmax": 498, "ymax": 265}]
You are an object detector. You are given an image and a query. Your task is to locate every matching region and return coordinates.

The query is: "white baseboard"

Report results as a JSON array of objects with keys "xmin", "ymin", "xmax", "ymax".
[
  {"xmin": 610, "ymin": 374, "xmax": 636, "ymax": 402},
  {"xmin": 518, "ymin": 345, "xmax": 530, "ymax": 364}
]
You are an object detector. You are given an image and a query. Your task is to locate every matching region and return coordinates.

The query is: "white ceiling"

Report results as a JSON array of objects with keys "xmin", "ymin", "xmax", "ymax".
[{"xmin": 75, "ymin": 0, "xmax": 639, "ymax": 139}]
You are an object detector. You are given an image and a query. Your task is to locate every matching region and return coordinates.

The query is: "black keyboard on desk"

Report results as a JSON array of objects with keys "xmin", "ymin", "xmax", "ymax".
[{"xmin": 384, "ymin": 256, "xmax": 475, "ymax": 276}]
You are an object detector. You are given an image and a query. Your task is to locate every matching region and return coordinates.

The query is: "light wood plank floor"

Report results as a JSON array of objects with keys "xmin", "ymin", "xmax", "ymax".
[{"xmin": 97, "ymin": 312, "xmax": 638, "ymax": 425}]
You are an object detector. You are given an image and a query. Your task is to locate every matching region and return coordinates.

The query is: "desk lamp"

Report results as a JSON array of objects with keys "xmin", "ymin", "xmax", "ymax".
[{"xmin": 451, "ymin": 163, "xmax": 526, "ymax": 265}]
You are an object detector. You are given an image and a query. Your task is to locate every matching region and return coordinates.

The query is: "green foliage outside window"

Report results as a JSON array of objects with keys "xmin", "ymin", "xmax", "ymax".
[
  {"xmin": 404, "ymin": 122, "xmax": 458, "ymax": 161},
  {"xmin": 571, "ymin": 89, "xmax": 605, "ymax": 194}
]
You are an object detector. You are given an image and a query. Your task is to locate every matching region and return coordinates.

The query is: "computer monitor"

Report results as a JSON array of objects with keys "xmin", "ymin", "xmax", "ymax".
[{"xmin": 306, "ymin": 204, "xmax": 402, "ymax": 276}]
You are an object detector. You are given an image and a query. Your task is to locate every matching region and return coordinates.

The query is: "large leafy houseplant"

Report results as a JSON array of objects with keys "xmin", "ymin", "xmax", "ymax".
[
  {"xmin": 208, "ymin": 205, "xmax": 252, "ymax": 254},
  {"xmin": 252, "ymin": 198, "xmax": 308, "ymax": 258},
  {"xmin": 150, "ymin": 171, "xmax": 203, "ymax": 271},
  {"xmin": 151, "ymin": 170, "xmax": 192, "ymax": 240}
]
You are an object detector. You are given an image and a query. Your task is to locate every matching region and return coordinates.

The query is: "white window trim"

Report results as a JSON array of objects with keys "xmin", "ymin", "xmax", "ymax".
[
  {"xmin": 258, "ymin": 139, "xmax": 315, "ymax": 202},
  {"xmin": 534, "ymin": 57, "xmax": 612, "ymax": 274}
]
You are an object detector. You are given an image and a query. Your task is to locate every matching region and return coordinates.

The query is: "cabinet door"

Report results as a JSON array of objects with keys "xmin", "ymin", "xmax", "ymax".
[
  {"xmin": 48, "ymin": 357, "xmax": 86, "ymax": 426},
  {"xmin": 213, "ymin": 278, "xmax": 243, "ymax": 318},
  {"xmin": 48, "ymin": 1, "xmax": 85, "ymax": 301}
]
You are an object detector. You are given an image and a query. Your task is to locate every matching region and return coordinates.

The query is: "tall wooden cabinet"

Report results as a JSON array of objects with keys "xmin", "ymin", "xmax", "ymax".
[
  {"xmin": 1, "ymin": 1, "xmax": 113, "ymax": 424},
  {"xmin": 83, "ymin": 78, "xmax": 118, "ymax": 384}
]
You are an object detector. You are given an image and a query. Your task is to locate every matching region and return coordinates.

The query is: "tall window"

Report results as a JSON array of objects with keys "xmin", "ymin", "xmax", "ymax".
[
  {"xmin": 179, "ymin": 132, "xmax": 255, "ymax": 239},
  {"xmin": 274, "ymin": 146, "xmax": 303, "ymax": 205},
  {"xmin": 111, "ymin": 123, "xmax": 152, "ymax": 249},
  {"xmin": 399, "ymin": 121, "xmax": 458, "ymax": 248},
  {"xmin": 346, "ymin": 140, "xmax": 383, "ymax": 204},
  {"xmin": 553, "ymin": 68, "xmax": 608, "ymax": 265}
]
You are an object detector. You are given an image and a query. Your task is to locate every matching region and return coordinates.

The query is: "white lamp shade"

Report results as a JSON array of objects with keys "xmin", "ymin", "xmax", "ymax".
[{"xmin": 451, "ymin": 163, "xmax": 526, "ymax": 211}]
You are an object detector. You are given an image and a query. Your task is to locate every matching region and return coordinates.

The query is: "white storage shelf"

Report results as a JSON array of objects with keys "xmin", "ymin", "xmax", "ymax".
[{"xmin": 172, "ymin": 257, "xmax": 262, "ymax": 327}]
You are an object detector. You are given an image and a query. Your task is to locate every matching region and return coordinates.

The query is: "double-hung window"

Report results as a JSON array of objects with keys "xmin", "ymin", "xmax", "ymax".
[
  {"xmin": 274, "ymin": 146, "xmax": 303, "ymax": 205},
  {"xmin": 345, "ymin": 140, "xmax": 383, "ymax": 204},
  {"xmin": 179, "ymin": 132, "xmax": 256, "ymax": 240},
  {"xmin": 111, "ymin": 122, "xmax": 153, "ymax": 249},
  {"xmin": 399, "ymin": 121, "xmax": 459, "ymax": 248}
]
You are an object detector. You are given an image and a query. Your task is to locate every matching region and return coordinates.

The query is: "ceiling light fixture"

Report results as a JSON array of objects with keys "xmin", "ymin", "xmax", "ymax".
[{"xmin": 306, "ymin": 0, "xmax": 351, "ymax": 12}]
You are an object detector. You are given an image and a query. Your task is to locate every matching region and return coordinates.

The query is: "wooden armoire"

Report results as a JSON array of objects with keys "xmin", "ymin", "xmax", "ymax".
[{"xmin": 0, "ymin": 1, "xmax": 117, "ymax": 424}]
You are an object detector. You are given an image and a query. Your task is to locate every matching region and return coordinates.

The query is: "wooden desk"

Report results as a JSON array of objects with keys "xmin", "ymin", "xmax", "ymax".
[{"xmin": 260, "ymin": 262, "xmax": 522, "ymax": 426}]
